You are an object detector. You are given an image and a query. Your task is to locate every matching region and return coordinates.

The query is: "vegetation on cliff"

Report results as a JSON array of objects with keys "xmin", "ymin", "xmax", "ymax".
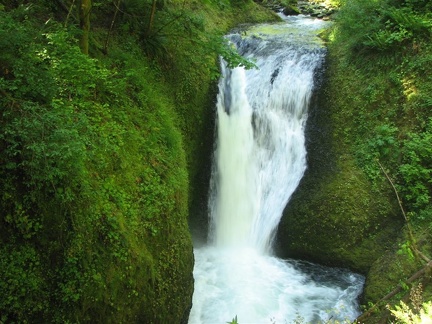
[
  {"xmin": 331, "ymin": 0, "xmax": 432, "ymax": 320},
  {"xmin": 2, "ymin": 0, "xmax": 429, "ymax": 321},
  {"xmin": 278, "ymin": 0, "xmax": 431, "ymax": 321},
  {"xmin": 0, "ymin": 0, "xmax": 275, "ymax": 322}
]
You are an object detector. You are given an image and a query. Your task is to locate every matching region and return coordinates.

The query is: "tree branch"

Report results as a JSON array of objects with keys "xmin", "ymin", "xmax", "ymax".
[
  {"xmin": 355, "ymin": 260, "xmax": 432, "ymax": 323},
  {"xmin": 104, "ymin": 0, "xmax": 121, "ymax": 54},
  {"xmin": 64, "ymin": 0, "xmax": 76, "ymax": 27},
  {"xmin": 377, "ymin": 160, "xmax": 430, "ymax": 263}
]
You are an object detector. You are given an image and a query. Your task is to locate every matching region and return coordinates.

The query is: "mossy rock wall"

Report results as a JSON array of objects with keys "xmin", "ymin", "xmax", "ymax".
[
  {"xmin": 0, "ymin": 11, "xmax": 194, "ymax": 321},
  {"xmin": 276, "ymin": 58, "xmax": 403, "ymax": 275},
  {"xmin": 0, "ymin": 1, "xmax": 278, "ymax": 322},
  {"xmin": 277, "ymin": 19, "xmax": 432, "ymax": 314}
]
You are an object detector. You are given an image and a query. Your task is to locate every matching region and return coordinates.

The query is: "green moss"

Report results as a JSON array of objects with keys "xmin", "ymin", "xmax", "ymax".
[
  {"xmin": 276, "ymin": 42, "xmax": 403, "ymax": 273},
  {"xmin": 278, "ymin": 148, "xmax": 401, "ymax": 273},
  {"xmin": 0, "ymin": 1, "xmax": 277, "ymax": 322},
  {"xmin": 364, "ymin": 236, "xmax": 419, "ymax": 303},
  {"xmin": 279, "ymin": 0, "xmax": 432, "ymax": 320}
]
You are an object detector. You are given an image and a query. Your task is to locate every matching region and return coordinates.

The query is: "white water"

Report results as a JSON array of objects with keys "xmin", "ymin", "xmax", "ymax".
[{"xmin": 190, "ymin": 16, "xmax": 364, "ymax": 324}]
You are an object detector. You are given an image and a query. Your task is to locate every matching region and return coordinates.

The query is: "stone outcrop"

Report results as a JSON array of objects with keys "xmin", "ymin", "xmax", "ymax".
[
  {"xmin": 298, "ymin": 1, "xmax": 337, "ymax": 19},
  {"xmin": 255, "ymin": 0, "xmax": 338, "ymax": 19}
]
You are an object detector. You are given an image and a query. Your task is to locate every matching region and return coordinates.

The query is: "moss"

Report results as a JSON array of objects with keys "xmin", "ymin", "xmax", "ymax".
[
  {"xmin": 278, "ymin": 2, "xmax": 432, "ymax": 319},
  {"xmin": 278, "ymin": 157, "xmax": 401, "ymax": 273},
  {"xmin": 364, "ymin": 238, "xmax": 419, "ymax": 302},
  {"xmin": 276, "ymin": 56, "xmax": 402, "ymax": 274},
  {"xmin": 0, "ymin": 1, "xmax": 277, "ymax": 322}
]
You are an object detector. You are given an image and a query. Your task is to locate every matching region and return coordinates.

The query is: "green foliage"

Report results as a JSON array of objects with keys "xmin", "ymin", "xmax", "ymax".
[
  {"xmin": 218, "ymin": 37, "xmax": 257, "ymax": 70},
  {"xmin": 0, "ymin": 0, "xmax": 275, "ymax": 322},
  {"xmin": 363, "ymin": 7, "xmax": 431, "ymax": 51},
  {"xmin": 329, "ymin": 0, "xmax": 432, "ymax": 225},
  {"xmin": 395, "ymin": 0, "xmax": 432, "ymax": 12},
  {"xmin": 373, "ymin": 127, "xmax": 398, "ymax": 152},
  {"xmin": 331, "ymin": 0, "xmax": 383, "ymax": 53},
  {"xmin": 0, "ymin": 245, "xmax": 50, "ymax": 322},
  {"xmin": 334, "ymin": 0, "xmax": 432, "ymax": 54},
  {"xmin": 398, "ymin": 119, "xmax": 432, "ymax": 212},
  {"xmin": 118, "ymin": 0, "xmax": 256, "ymax": 75},
  {"xmin": 230, "ymin": 0, "xmax": 250, "ymax": 7},
  {"xmin": 0, "ymin": 4, "xmax": 193, "ymax": 322},
  {"xmin": 0, "ymin": 12, "xmax": 90, "ymax": 246},
  {"xmin": 397, "ymin": 242, "xmax": 415, "ymax": 260},
  {"xmin": 391, "ymin": 301, "xmax": 432, "ymax": 323},
  {"xmin": 323, "ymin": 0, "xmax": 432, "ymax": 315}
]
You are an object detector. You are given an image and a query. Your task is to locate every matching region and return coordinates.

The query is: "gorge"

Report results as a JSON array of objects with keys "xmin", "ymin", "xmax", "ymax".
[
  {"xmin": 190, "ymin": 16, "xmax": 364, "ymax": 323},
  {"xmin": 1, "ymin": 0, "xmax": 431, "ymax": 322}
]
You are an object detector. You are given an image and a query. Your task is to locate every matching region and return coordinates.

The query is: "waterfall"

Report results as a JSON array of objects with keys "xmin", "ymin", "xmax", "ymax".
[{"xmin": 189, "ymin": 16, "xmax": 364, "ymax": 324}]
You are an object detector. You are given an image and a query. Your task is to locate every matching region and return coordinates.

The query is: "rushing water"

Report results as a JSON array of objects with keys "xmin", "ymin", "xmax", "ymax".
[{"xmin": 189, "ymin": 16, "xmax": 364, "ymax": 324}]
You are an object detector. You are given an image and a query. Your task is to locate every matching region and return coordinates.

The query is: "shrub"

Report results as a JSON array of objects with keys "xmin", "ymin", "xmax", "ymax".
[
  {"xmin": 391, "ymin": 301, "xmax": 432, "ymax": 323},
  {"xmin": 398, "ymin": 119, "xmax": 432, "ymax": 212}
]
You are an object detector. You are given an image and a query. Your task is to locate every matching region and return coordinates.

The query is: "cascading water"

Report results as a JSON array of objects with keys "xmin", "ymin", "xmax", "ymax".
[{"xmin": 189, "ymin": 16, "xmax": 364, "ymax": 324}]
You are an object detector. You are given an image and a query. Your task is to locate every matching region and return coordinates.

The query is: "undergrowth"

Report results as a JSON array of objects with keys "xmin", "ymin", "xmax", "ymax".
[
  {"xmin": 324, "ymin": 0, "xmax": 432, "ymax": 320},
  {"xmin": 0, "ymin": 0, "xmax": 276, "ymax": 321},
  {"xmin": 329, "ymin": 0, "xmax": 432, "ymax": 229},
  {"xmin": 0, "ymin": 9, "xmax": 191, "ymax": 322}
]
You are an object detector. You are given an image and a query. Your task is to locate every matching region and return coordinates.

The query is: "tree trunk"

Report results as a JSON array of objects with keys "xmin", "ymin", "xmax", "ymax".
[
  {"xmin": 104, "ymin": 0, "xmax": 121, "ymax": 54},
  {"xmin": 79, "ymin": 0, "xmax": 91, "ymax": 55},
  {"xmin": 147, "ymin": 0, "xmax": 157, "ymax": 36}
]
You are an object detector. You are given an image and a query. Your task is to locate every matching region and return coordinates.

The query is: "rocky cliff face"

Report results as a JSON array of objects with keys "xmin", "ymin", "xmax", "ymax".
[
  {"xmin": 275, "ymin": 21, "xmax": 430, "ymax": 318},
  {"xmin": 275, "ymin": 52, "xmax": 408, "ymax": 309},
  {"xmin": 276, "ymin": 61, "xmax": 402, "ymax": 275}
]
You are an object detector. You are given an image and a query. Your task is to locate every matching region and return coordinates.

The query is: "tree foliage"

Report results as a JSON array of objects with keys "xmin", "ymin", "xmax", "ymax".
[
  {"xmin": 0, "ymin": 4, "xmax": 193, "ymax": 322},
  {"xmin": 391, "ymin": 301, "xmax": 432, "ymax": 323},
  {"xmin": 0, "ymin": 0, "xmax": 274, "ymax": 321}
]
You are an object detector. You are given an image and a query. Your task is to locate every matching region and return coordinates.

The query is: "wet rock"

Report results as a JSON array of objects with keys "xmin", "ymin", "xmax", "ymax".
[
  {"xmin": 255, "ymin": 0, "xmax": 338, "ymax": 20},
  {"xmin": 283, "ymin": 5, "xmax": 301, "ymax": 15},
  {"xmin": 298, "ymin": 1, "xmax": 338, "ymax": 19}
]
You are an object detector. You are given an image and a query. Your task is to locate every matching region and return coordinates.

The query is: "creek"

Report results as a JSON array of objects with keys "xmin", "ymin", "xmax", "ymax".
[{"xmin": 189, "ymin": 15, "xmax": 364, "ymax": 323}]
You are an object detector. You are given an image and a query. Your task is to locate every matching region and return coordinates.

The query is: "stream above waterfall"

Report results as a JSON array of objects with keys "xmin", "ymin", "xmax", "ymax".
[{"xmin": 189, "ymin": 15, "xmax": 365, "ymax": 324}]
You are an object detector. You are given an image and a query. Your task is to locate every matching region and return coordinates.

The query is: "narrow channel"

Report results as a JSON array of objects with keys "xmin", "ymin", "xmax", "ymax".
[{"xmin": 189, "ymin": 16, "xmax": 364, "ymax": 323}]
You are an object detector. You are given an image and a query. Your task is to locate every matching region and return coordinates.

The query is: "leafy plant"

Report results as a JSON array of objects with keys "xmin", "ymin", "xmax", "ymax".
[
  {"xmin": 334, "ymin": 0, "xmax": 431, "ymax": 54},
  {"xmin": 364, "ymin": 7, "xmax": 431, "ymax": 51},
  {"xmin": 0, "ymin": 245, "xmax": 49, "ymax": 322},
  {"xmin": 391, "ymin": 301, "xmax": 432, "ymax": 323},
  {"xmin": 398, "ymin": 119, "xmax": 432, "ymax": 212}
]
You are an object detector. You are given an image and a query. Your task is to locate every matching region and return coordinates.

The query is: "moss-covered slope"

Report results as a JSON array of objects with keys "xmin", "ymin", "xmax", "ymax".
[
  {"xmin": 277, "ymin": 0, "xmax": 432, "ymax": 319},
  {"xmin": 0, "ymin": 0, "xmax": 276, "ymax": 322},
  {"xmin": 277, "ymin": 59, "xmax": 402, "ymax": 274}
]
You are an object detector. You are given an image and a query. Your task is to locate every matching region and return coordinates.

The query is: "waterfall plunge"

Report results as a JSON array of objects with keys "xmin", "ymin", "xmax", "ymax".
[{"xmin": 190, "ymin": 17, "xmax": 364, "ymax": 324}]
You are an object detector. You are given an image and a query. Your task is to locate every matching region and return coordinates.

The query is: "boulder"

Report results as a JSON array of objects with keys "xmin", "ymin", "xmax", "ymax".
[{"xmin": 283, "ymin": 5, "xmax": 301, "ymax": 15}]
